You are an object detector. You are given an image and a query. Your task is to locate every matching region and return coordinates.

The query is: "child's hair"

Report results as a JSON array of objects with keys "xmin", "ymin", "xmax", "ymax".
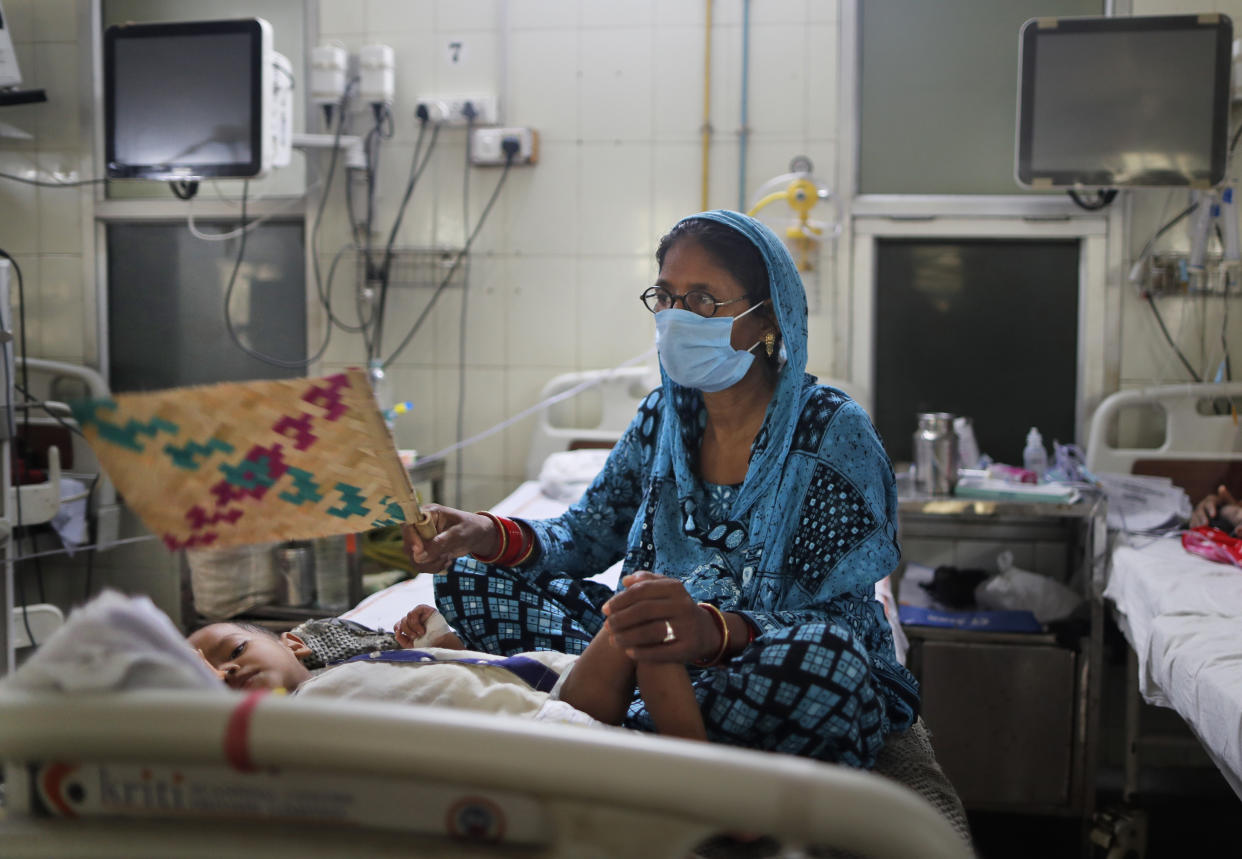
[{"xmin": 189, "ymin": 619, "xmax": 280, "ymax": 640}]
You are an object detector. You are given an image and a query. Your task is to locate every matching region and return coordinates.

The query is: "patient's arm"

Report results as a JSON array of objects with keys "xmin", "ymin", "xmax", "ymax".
[
  {"xmin": 558, "ymin": 627, "xmax": 707, "ymax": 741},
  {"xmin": 557, "ymin": 627, "xmax": 636, "ymax": 726},
  {"xmin": 636, "ymin": 662, "xmax": 706, "ymax": 741},
  {"xmin": 394, "ymin": 605, "xmax": 464, "ymax": 649}
]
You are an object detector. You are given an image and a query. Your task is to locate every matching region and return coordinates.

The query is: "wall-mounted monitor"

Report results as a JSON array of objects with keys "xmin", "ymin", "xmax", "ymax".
[
  {"xmin": 1016, "ymin": 14, "xmax": 1233, "ymax": 189},
  {"xmin": 104, "ymin": 18, "xmax": 273, "ymax": 181}
]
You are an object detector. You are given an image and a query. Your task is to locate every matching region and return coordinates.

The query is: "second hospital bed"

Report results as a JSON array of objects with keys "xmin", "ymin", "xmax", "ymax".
[{"xmin": 1085, "ymin": 381, "xmax": 1242, "ymax": 801}]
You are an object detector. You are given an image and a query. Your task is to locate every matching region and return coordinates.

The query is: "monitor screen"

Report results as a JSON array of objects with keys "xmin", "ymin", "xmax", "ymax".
[
  {"xmin": 105, "ymin": 18, "xmax": 270, "ymax": 180},
  {"xmin": 1016, "ymin": 14, "xmax": 1232, "ymax": 188}
]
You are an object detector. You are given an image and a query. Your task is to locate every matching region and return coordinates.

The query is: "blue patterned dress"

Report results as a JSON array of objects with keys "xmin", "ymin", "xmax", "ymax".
[{"xmin": 436, "ymin": 210, "xmax": 918, "ymax": 768}]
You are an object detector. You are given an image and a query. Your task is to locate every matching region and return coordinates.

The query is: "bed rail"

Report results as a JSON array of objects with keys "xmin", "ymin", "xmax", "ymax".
[
  {"xmin": 1086, "ymin": 381, "xmax": 1242, "ymax": 477},
  {"xmin": 0, "ymin": 689, "xmax": 970, "ymax": 859}
]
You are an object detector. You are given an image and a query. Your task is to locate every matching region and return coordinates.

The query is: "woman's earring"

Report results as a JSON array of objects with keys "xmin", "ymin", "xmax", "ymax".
[{"xmin": 764, "ymin": 332, "xmax": 776, "ymax": 358}]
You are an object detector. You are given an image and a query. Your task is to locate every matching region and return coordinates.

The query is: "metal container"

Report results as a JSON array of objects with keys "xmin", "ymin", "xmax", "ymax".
[
  {"xmin": 913, "ymin": 412, "xmax": 959, "ymax": 496},
  {"xmin": 274, "ymin": 541, "xmax": 316, "ymax": 607},
  {"xmin": 313, "ymin": 535, "xmax": 350, "ymax": 611}
]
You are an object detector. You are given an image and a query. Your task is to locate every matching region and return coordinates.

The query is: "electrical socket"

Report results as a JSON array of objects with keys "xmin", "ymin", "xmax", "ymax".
[
  {"xmin": 470, "ymin": 127, "xmax": 538, "ymax": 166},
  {"xmin": 415, "ymin": 94, "xmax": 498, "ymax": 126}
]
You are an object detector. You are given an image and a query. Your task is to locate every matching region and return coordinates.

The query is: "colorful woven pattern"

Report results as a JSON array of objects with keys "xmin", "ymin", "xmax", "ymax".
[{"xmin": 70, "ymin": 371, "xmax": 418, "ymax": 550}]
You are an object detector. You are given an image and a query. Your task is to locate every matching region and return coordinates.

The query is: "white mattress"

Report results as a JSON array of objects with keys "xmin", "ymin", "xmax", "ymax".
[{"xmin": 1104, "ymin": 536, "xmax": 1242, "ymax": 798}]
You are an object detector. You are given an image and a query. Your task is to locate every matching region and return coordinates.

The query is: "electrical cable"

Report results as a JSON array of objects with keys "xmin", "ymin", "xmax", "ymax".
[
  {"xmin": 1068, "ymin": 188, "xmax": 1117, "ymax": 211},
  {"xmin": 381, "ymin": 156, "xmax": 514, "ymax": 369},
  {"xmin": 169, "ymin": 180, "xmax": 199, "ymax": 200},
  {"xmin": 0, "ymin": 170, "xmax": 107, "ymax": 188},
  {"xmin": 1129, "ymin": 201, "xmax": 1197, "ymax": 283},
  {"xmin": 359, "ymin": 103, "xmax": 394, "ymax": 287},
  {"xmin": 222, "ymin": 181, "xmax": 333, "ymax": 369},
  {"xmin": 370, "ymin": 117, "xmax": 441, "ymax": 361},
  {"xmin": 307, "ymin": 80, "xmax": 379, "ymax": 341},
  {"xmin": 1144, "ymin": 292, "xmax": 1202, "ymax": 382},
  {"xmin": 188, "ymin": 180, "xmax": 323, "ymax": 241}
]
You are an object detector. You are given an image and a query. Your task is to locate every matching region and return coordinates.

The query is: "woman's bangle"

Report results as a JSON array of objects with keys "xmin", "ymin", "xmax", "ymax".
[
  {"xmin": 470, "ymin": 511, "xmax": 508, "ymax": 564},
  {"xmin": 693, "ymin": 602, "xmax": 730, "ymax": 667},
  {"xmin": 495, "ymin": 517, "xmax": 525, "ymax": 565},
  {"xmin": 512, "ymin": 520, "xmax": 538, "ymax": 566},
  {"xmin": 471, "ymin": 513, "xmax": 538, "ymax": 567}
]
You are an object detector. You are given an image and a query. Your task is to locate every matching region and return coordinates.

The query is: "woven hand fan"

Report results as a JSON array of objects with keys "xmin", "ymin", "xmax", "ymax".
[{"xmin": 69, "ymin": 370, "xmax": 434, "ymax": 550}]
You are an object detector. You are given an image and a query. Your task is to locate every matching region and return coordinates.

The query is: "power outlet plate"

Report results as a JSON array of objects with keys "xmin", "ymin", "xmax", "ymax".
[
  {"xmin": 470, "ymin": 127, "xmax": 538, "ymax": 166},
  {"xmin": 415, "ymin": 94, "xmax": 498, "ymax": 126}
]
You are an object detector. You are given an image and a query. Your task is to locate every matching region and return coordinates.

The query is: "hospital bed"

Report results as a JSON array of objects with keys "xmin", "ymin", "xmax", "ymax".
[
  {"xmin": 0, "ymin": 684, "xmax": 968, "ymax": 858},
  {"xmin": 1085, "ymin": 382, "xmax": 1242, "ymax": 802},
  {"xmin": 0, "ymin": 368, "xmax": 969, "ymax": 857}
]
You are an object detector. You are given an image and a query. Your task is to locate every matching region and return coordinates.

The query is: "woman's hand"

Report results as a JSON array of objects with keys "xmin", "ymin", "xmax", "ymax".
[
  {"xmin": 602, "ymin": 571, "xmax": 722, "ymax": 664},
  {"xmin": 1190, "ymin": 484, "xmax": 1239, "ymax": 528},
  {"xmin": 402, "ymin": 505, "xmax": 500, "ymax": 573},
  {"xmin": 393, "ymin": 604, "xmax": 438, "ymax": 647}
]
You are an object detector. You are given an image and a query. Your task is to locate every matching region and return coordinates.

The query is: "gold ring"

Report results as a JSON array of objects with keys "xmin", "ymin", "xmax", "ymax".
[{"xmin": 662, "ymin": 620, "xmax": 676, "ymax": 643}]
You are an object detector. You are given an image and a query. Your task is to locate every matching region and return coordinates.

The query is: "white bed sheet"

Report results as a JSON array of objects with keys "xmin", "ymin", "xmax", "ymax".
[{"xmin": 1105, "ymin": 536, "xmax": 1242, "ymax": 798}]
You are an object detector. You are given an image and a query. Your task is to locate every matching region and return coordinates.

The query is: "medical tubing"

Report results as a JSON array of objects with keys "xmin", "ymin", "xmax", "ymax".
[
  {"xmin": 414, "ymin": 347, "xmax": 657, "ymax": 466},
  {"xmin": 1222, "ymin": 187, "xmax": 1240, "ymax": 263},
  {"xmin": 380, "ymin": 158, "xmax": 513, "ymax": 369},
  {"xmin": 222, "ymin": 182, "xmax": 334, "ymax": 369},
  {"xmin": 1144, "ymin": 293, "xmax": 1202, "ymax": 382},
  {"xmin": 1188, "ymin": 190, "xmax": 1216, "ymax": 272},
  {"xmin": 454, "ymin": 117, "xmax": 476, "ymax": 505}
]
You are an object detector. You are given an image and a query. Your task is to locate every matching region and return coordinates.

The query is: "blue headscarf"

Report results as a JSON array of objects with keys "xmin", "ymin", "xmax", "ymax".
[{"xmin": 654, "ymin": 210, "xmax": 811, "ymax": 529}]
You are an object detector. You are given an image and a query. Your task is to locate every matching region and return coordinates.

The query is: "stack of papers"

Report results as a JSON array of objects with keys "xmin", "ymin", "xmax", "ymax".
[{"xmin": 1095, "ymin": 473, "xmax": 1190, "ymax": 532}]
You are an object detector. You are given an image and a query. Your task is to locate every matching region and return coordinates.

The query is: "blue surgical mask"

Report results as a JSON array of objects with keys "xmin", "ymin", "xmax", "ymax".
[{"xmin": 654, "ymin": 301, "xmax": 767, "ymax": 393}]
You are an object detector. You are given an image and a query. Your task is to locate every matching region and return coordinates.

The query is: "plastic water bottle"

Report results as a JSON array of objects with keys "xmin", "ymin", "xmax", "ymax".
[{"xmin": 1023, "ymin": 427, "xmax": 1048, "ymax": 482}]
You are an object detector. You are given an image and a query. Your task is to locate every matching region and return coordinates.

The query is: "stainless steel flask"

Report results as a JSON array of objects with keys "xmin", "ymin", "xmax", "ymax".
[{"xmin": 913, "ymin": 412, "xmax": 959, "ymax": 496}]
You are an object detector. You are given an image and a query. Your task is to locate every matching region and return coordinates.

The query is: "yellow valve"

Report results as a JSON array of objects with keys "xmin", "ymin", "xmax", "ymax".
[{"xmin": 749, "ymin": 177, "xmax": 824, "ymax": 272}]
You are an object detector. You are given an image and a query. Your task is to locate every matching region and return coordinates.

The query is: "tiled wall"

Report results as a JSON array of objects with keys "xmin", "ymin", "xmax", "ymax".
[
  {"xmin": 0, "ymin": 0, "xmax": 93, "ymax": 365},
  {"xmin": 313, "ymin": 0, "xmax": 844, "ymax": 511}
]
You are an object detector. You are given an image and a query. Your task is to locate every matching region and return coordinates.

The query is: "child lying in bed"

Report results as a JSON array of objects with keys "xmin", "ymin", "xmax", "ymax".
[{"xmin": 189, "ymin": 572, "xmax": 706, "ymax": 741}]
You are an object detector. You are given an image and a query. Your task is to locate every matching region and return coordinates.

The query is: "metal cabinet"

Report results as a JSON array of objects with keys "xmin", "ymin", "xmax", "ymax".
[{"xmin": 896, "ymin": 497, "xmax": 1107, "ymax": 834}]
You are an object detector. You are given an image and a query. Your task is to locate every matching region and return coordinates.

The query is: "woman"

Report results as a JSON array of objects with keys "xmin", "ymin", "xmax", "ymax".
[{"xmin": 405, "ymin": 210, "xmax": 918, "ymax": 768}]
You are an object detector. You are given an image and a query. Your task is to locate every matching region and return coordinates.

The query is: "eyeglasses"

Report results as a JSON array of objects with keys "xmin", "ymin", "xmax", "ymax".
[{"xmin": 639, "ymin": 286, "xmax": 753, "ymax": 318}]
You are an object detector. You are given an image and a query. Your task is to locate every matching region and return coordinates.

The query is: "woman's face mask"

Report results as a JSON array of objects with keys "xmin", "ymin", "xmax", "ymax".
[{"xmin": 655, "ymin": 300, "xmax": 767, "ymax": 393}]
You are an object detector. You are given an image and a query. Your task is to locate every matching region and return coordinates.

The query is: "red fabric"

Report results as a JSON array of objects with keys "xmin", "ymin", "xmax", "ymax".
[{"xmin": 1182, "ymin": 526, "xmax": 1242, "ymax": 567}]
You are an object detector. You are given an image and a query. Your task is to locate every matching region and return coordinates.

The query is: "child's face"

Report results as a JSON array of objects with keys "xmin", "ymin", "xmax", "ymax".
[{"xmin": 188, "ymin": 623, "xmax": 312, "ymax": 692}]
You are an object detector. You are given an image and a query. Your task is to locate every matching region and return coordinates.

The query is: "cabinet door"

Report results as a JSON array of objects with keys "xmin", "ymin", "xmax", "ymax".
[{"xmin": 916, "ymin": 640, "xmax": 1077, "ymax": 808}]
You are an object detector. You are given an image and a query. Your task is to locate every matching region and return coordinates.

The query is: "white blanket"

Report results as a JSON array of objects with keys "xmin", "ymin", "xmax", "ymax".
[
  {"xmin": 4, "ymin": 590, "xmax": 222, "ymax": 694},
  {"xmin": 1105, "ymin": 536, "xmax": 1242, "ymax": 798}
]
